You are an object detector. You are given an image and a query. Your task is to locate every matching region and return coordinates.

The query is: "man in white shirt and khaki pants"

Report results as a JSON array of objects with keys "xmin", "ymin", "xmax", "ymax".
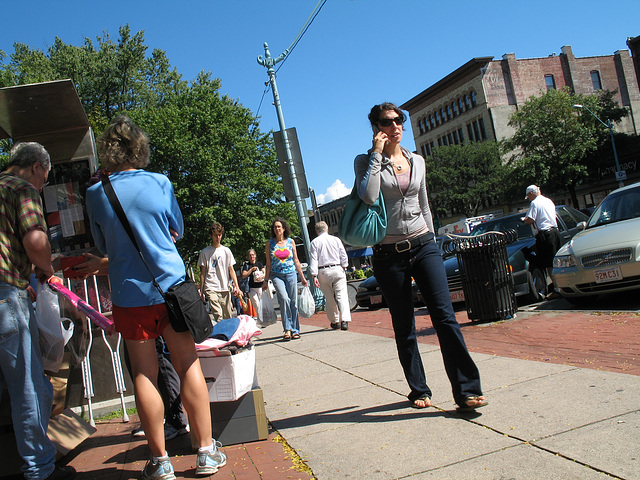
[{"xmin": 309, "ymin": 221, "xmax": 351, "ymax": 330}]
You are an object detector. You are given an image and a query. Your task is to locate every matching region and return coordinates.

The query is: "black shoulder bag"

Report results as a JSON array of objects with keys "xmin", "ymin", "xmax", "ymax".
[{"xmin": 102, "ymin": 176, "xmax": 212, "ymax": 343}]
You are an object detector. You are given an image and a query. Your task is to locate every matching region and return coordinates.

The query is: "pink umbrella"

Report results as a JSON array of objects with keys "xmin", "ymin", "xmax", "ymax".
[{"xmin": 48, "ymin": 280, "xmax": 115, "ymax": 334}]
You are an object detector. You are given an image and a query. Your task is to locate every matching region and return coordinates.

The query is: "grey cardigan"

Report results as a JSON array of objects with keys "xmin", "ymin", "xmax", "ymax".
[{"xmin": 354, "ymin": 146, "xmax": 435, "ymax": 242}]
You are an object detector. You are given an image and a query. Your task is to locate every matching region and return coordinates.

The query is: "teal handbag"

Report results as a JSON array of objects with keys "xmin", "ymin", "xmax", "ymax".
[{"xmin": 338, "ymin": 182, "xmax": 387, "ymax": 247}]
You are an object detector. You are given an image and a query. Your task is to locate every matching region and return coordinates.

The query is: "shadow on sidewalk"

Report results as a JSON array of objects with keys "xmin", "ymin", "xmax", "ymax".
[{"xmin": 270, "ymin": 400, "xmax": 450, "ymax": 431}]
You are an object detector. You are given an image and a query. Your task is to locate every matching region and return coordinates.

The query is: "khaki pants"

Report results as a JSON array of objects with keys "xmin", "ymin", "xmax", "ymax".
[{"xmin": 205, "ymin": 290, "xmax": 233, "ymax": 322}]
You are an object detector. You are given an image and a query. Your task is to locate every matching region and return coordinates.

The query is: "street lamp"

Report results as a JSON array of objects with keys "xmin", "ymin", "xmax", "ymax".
[{"xmin": 573, "ymin": 104, "xmax": 624, "ymax": 188}]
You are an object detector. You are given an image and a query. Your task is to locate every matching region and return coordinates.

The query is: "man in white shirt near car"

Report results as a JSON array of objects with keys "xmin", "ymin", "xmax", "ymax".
[
  {"xmin": 522, "ymin": 185, "xmax": 562, "ymax": 296},
  {"xmin": 309, "ymin": 221, "xmax": 351, "ymax": 330}
]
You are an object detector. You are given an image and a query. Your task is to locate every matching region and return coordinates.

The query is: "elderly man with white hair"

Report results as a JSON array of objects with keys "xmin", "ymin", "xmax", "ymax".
[
  {"xmin": 309, "ymin": 221, "xmax": 351, "ymax": 330},
  {"xmin": 522, "ymin": 184, "xmax": 561, "ymax": 297}
]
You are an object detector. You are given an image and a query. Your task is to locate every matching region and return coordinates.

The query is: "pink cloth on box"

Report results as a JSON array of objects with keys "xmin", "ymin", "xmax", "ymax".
[{"xmin": 196, "ymin": 314, "xmax": 262, "ymax": 353}]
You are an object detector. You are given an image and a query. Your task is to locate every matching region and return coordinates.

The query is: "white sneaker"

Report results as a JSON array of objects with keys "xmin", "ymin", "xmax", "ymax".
[
  {"xmin": 195, "ymin": 441, "xmax": 227, "ymax": 475},
  {"xmin": 140, "ymin": 455, "xmax": 176, "ymax": 480}
]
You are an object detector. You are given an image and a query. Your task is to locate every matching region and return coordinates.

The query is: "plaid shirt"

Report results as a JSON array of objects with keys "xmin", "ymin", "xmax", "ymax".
[{"xmin": 0, "ymin": 171, "xmax": 48, "ymax": 289}]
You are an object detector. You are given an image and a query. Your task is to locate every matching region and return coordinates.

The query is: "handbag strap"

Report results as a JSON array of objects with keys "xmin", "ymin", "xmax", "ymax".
[{"xmin": 101, "ymin": 176, "xmax": 165, "ymax": 296}]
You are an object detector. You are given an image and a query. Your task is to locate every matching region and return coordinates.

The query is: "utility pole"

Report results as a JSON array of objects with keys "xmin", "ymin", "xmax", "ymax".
[{"xmin": 257, "ymin": 0, "xmax": 325, "ymax": 279}]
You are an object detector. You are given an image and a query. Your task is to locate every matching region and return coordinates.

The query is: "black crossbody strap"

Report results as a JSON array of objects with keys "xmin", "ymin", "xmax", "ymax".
[{"xmin": 101, "ymin": 176, "xmax": 165, "ymax": 296}]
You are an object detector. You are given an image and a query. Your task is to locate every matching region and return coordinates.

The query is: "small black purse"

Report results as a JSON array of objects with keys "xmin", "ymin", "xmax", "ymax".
[{"xmin": 102, "ymin": 177, "xmax": 212, "ymax": 343}]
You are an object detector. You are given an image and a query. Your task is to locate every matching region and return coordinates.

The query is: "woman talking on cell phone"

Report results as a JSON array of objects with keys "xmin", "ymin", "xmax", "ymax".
[{"xmin": 353, "ymin": 102, "xmax": 486, "ymax": 411}]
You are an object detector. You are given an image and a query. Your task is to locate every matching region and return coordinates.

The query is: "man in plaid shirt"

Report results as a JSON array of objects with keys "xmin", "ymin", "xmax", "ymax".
[{"xmin": 0, "ymin": 142, "xmax": 75, "ymax": 480}]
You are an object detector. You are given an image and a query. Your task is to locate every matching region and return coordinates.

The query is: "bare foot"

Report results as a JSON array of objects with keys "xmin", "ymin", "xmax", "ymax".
[
  {"xmin": 465, "ymin": 396, "xmax": 486, "ymax": 407},
  {"xmin": 412, "ymin": 396, "xmax": 432, "ymax": 409},
  {"xmin": 457, "ymin": 396, "xmax": 488, "ymax": 411}
]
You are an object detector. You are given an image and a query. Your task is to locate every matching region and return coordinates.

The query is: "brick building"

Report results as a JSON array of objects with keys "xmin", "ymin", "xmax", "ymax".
[{"xmin": 400, "ymin": 43, "xmax": 640, "ymax": 211}]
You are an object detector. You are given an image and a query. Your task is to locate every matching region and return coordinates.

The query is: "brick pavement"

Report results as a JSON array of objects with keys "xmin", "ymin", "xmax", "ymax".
[
  {"xmin": 8, "ymin": 305, "xmax": 637, "ymax": 479},
  {"xmin": 306, "ymin": 306, "xmax": 640, "ymax": 376}
]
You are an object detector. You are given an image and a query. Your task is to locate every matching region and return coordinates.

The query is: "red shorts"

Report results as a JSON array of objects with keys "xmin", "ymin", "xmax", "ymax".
[{"xmin": 112, "ymin": 303, "xmax": 171, "ymax": 341}]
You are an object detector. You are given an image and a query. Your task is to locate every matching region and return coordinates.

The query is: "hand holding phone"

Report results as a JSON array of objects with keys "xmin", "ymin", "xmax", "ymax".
[{"xmin": 372, "ymin": 128, "xmax": 388, "ymax": 153}]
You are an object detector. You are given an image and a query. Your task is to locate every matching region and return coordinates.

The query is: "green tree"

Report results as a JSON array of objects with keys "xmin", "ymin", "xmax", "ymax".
[
  {"xmin": 0, "ymin": 25, "xmax": 295, "ymax": 264},
  {"xmin": 426, "ymin": 141, "xmax": 510, "ymax": 219},
  {"xmin": 134, "ymin": 72, "xmax": 294, "ymax": 262},
  {"xmin": 502, "ymin": 88, "xmax": 627, "ymax": 206}
]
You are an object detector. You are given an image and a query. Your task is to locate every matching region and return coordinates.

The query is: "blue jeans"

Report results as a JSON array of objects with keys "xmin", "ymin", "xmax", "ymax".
[
  {"xmin": 271, "ymin": 271, "xmax": 299, "ymax": 334},
  {"xmin": 372, "ymin": 238, "xmax": 483, "ymax": 407},
  {"xmin": 0, "ymin": 283, "xmax": 56, "ymax": 479}
]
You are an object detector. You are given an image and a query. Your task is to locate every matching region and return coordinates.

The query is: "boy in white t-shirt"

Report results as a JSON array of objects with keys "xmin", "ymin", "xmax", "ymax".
[{"xmin": 198, "ymin": 222, "xmax": 241, "ymax": 321}]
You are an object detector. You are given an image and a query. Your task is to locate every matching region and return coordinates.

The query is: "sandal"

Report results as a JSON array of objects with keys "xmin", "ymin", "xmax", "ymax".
[
  {"xmin": 456, "ymin": 396, "xmax": 488, "ymax": 412},
  {"xmin": 283, "ymin": 331, "xmax": 291, "ymax": 341},
  {"xmin": 292, "ymin": 333, "xmax": 300, "ymax": 340},
  {"xmin": 411, "ymin": 394, "xmax": 432, "ymax": 409}
]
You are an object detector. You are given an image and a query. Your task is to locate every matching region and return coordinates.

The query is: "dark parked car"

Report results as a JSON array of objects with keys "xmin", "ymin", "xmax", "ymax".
[
  {"xmin": 443, "ymin": 206, "xmax": 588, "ymax": 305},
  {"xmin": 355, "ymin": 275, "xmax": 424, "ymax": 309}
]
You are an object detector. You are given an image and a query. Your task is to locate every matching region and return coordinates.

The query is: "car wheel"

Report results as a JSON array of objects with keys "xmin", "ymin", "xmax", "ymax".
[{"xmin": 522, "ymin": 268, "xmax": 546, "ymax": 304}]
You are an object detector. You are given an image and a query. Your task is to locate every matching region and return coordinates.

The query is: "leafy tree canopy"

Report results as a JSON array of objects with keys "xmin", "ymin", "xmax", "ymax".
[
  {"xmin": 426, "ymin": 140, "xmax": 510, "ymax": 219},
  {"xmin": 502, "ymin": 87, "xmax": 627, "ymax": 206},
  {"xmin": 0, "ymin": 25, "xmax": 296, "ymax": 264}
]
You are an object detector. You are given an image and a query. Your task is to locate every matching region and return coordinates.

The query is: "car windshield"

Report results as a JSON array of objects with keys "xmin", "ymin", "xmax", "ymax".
[
  {"xmin": 471, "ymin": 215, "xmax": 533, "ymax": 240},
  {"xmin": 587, "ymin": 185, "xmax": 640, "ymax": 228}
]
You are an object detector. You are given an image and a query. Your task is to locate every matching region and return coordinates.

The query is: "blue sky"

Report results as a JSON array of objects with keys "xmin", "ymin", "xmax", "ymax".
[{"xmin": 3, "ymin": 0, "xmax": 639, "ymax": 207}]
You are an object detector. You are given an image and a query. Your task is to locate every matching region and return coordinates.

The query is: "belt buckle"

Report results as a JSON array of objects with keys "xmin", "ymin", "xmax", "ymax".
[{"xmin": 395, "ymin": 239, "xmax": 411, "ymax": 253}]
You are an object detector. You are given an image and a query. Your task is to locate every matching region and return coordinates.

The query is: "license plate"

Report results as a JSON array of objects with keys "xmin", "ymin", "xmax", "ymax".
[
  {"xmin": 450, "ymin": 290, "xmax": 465, "ymax": 303},
  {"xmin": 594, "ymin": 265, "xmax": 623, "ymax": 284},
  {"xmin": 371, "ymin": 294, "xmax": 383, "ymax": 305}
]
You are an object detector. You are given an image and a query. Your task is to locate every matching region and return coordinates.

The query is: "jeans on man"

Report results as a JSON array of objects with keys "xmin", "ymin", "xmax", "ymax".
[
  {"xmin": 270, "ymin": 271, "xmax": 299, "ymax": 334},
  {"xmin": 0, "ymin": 283, "xmax": 57, "ymax": 479},
  {"xmin": 372, "ymin": 240, "xmax": 482, "ymax": 406}
]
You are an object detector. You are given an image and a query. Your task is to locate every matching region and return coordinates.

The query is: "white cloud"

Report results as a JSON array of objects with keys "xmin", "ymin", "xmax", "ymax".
[{"xmin": 315, "ymin": 179, "xmax": 351, "ymax": 205}]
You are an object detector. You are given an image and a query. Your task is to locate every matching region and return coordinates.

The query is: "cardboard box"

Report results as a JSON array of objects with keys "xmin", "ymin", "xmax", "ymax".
[
  {"xmin": 199, "ymin": 347, "xmax": 257, "ymax": 402},
  {"xmin": 191, "ymin": 387, "xmax": 268, "ymax": 447},
  {"xmin": 0, "ymin": 408, "xmax": 96, "ymax": 477}
]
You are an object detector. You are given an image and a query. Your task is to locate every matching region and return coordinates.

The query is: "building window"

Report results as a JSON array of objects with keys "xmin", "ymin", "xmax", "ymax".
[
  {"xmin": 463, "ymin": 95, "xmax": 470, "ymax": 111},
  {"xmin": 478, "ymin": 118, "xmax": 487, "ymax": 140},
  {"xmin": 544, "ymin": 74, "xmax": 556, "ymax": 91},
  {"xmin": 429, "ymin": 114, "xmax": 435, "ymax": 129},
  {"xmin": 440, "ymin": 108, "xmax": 446, "ymax": 123},
  {"xmin": 453, "ymin": 130, "xmax": 459, "ymax": 145},
  {"xmin": 424, "ymin": 118, "xmax": 429, "ymax": 132},
  {"xmin": 418, "ymin": 119, "xmax": 424, "ymax": 135},
  {"xmin": 447, "ymin": 132, "xmax": 453, "ymax": 145},
  {"xmin": 458, "ymin": 128, "xmax": 464, "ymax": 143},
  {"xmin": 420, "ymin": 145, "xmax": 427, "ymax": 157},
  {"xmin": 435, "ymin": 111, "xmax": 441, "ymax": 126},
  {"xmin": 426, "ymin": 143, "xmax": 432, "ymax": 156},
  {"xmin": 467, "ymin": 124, "xmax": 474, "ymax": 142},
  {"xmin": 459, "ymin": 97, "xmax": 465, "ymax": 113},
  {"xmin": 452, "ymin": 101, "xmax": 458, "ymax": 117},
  {"xmin": 446, "ymin": 105, "xmax": 451, "ymax": 120},
  {"xmin": 471, "ymin": 91, "xmax": 477, "ymax": 108},
  {"xmin": 472, "ymin": 121, "xmax": 481, "ymax": 142},
  {"xmin": 590, "ymin": 70, "xmax": 602, "ymax": 90}
]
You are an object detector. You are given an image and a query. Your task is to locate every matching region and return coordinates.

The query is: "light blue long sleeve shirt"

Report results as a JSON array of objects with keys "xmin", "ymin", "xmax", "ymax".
[{"xmin": 86, "ymin": 170, "xmax": 186, "ymax": 307}]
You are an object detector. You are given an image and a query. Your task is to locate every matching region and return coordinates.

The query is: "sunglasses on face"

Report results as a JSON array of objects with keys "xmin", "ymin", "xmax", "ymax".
[{"xmin": 377, "ymin": 116, "xmax": 404, "ymax": 127}]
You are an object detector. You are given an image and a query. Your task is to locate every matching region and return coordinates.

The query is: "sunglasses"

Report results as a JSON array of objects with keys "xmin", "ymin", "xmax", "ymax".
[{"xmin": 377, "ymin": 116, "xmax": 404, "ymax": 127}]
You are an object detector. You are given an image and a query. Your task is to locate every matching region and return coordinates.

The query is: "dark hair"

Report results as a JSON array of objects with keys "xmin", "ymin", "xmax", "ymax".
[
  {"xmin": 368, "ymin": 102, "xmax": 406, "ymax": 128},
  {"xmin": 271, "ymin": 217, "xmax": 291, "ymax": 239},
  {"xmin": 209, "ymin": 222, "xmax": 224, "ymax": 235},
  {"xmin": 97, "ymin": 115, "xmax": 150, "ymax": 171}
]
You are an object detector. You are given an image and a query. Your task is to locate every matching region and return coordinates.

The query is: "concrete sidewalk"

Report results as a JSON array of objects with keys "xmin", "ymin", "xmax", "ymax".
[{"xmin": 255, "ymin": 310, "xmax": 640, "ymax": 479}]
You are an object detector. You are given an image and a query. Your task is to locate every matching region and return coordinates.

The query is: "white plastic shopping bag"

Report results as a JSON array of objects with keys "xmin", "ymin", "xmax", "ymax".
[
  {"xmin": 35, "ymin": 282, "xmax": 73, "ymax": 372},
  {"xmin": 259, "ymin": 291, "xmax": 278, "ymax": 326},
  {"xmin": 298, "ymin": 286, "xmax": 315, "ymax": 318}
]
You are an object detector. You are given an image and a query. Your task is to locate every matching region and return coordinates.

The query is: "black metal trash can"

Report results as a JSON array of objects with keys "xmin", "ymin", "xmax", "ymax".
[{"xmin": 452, "ymin": 231, "xmax": 517, "ymax": 322}]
